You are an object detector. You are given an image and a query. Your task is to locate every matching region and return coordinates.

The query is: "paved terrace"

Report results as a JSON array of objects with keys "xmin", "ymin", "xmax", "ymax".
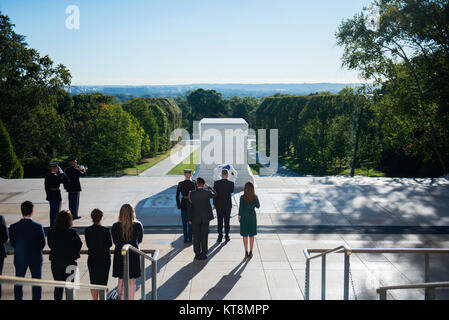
[{"xmin": 1, "ymin": 175, "xmax": 449, "ymax": 300}]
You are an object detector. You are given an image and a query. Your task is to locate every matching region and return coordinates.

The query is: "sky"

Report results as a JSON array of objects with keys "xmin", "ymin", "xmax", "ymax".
[{"xmin": 1, "ymin": 0, "xmax": 373, "ymax": 85}]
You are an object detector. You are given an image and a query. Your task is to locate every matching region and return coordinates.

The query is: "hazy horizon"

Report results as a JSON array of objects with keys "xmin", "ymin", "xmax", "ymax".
[
  {"xmin": 71, "ymin": 81, "xmax": 364, "ymax": 86},
  {"xmin": 1, "ymin": 0, "xmax": 373, "ymax": 85}
]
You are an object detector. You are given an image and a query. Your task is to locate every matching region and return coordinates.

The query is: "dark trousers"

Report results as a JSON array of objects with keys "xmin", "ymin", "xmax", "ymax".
[
  {"xmin": 49, "ymin": 201, "xmax": 61, "ymax": 228},
  {"xmin": 0, "ymin": 257, "xmax": 3, "ymax": 299},
  {"xmin": 51, "ymin": 261, "xmax": 77, "ymax": 300},
  {"xmin": 181, "ymin": 207, "xmax": 192, "ymax": 242},
  {"xmin": 68, "ymin": 192, "xmax": 80, "ymax": 218},
  {"xmin": 192, "ymin": 222, "xmax": 209, "ymax": 257},
  {"xmin": 14, "ymin": 260, "xmax": 42, "ymax": 300},
  {"xmin": 216, "ymin": 208, "xmax": 231, "ymax": 238}
]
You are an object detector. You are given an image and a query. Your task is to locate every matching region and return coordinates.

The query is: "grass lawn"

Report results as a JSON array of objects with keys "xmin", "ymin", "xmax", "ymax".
[
  {"xmin": 167, "ymin": 148, "xmax": 200, "ymax": 175},
  {"xmin": 102, "ymin": 144, "xmax": 184, "ymax": 176},
  {"xmin": 249, "ymin": 162, "xmax": 263, "ymax": 175},
  {"xmin": 259, "ymin": 153, "xmax": 387, "ymax": 177},
  {"xmin": 338, "ymin": 167, "xmax": 386, "ymax": 177}
]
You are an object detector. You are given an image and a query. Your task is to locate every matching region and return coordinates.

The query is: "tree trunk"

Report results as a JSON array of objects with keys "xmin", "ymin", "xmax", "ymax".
[
  {"xmin": 351, "ymin": 105, "xmax": 364, "ymax": 177},
  {"xmin": 395, "ymin": 43, "xmax": 447, "ymax": 173}
]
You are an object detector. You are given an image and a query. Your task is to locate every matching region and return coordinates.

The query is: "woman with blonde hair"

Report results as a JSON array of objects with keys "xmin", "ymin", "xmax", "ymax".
[
  {"xmin": 238, "ymin": 182, "xmax": 260, "ymax": 259},
  {"xmin": 112, "ymin": 204, "xmax": 143, "ymax": 300}
]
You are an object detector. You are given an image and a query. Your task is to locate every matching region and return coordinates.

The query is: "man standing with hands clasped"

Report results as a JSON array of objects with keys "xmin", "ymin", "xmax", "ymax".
[
  {"xmin": 213, "ymin": 169, "xmax": 234, "ymax": 243},
  {"xmin": 187, "ymin": 177, "xmax": 216, "ymax": 260}
]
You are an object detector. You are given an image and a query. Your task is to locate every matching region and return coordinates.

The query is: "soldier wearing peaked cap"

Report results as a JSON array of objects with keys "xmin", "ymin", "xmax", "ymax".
[
  {"xmin": 45, "ymin": 162, "xmax": 69, "ymax": 228},
  {"xmin": 64, "ymin": 157, "xmax": 87, "ymax": 220},
  {"xmin": 176, "ymin": 169, "xmax": 196, "ymax": 243}
]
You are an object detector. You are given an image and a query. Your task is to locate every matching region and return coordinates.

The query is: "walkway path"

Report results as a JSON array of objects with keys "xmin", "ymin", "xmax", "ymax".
[{"xmin": 138, "ymin": 141, "xmax": 199, "ymax": 177}]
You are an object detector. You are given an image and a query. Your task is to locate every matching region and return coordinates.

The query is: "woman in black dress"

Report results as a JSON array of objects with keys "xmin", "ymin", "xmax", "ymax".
[
  {"xmin": 47, "ymin": 210, "xmax": 82, "ymax": 300},
  {"xmin": 112, "ymin": 204, "xmax": 143, "ymax": 300},
  {"xmin": 85, "ymin": 208, "xmax": 112, "ymax": 300}
]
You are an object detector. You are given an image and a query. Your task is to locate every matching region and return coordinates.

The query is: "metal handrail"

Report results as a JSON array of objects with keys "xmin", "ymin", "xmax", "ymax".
[
  {"xmin": 6, "ymin": 249, "xmax": 158, "ymax": 256},
  {"xmin": 0, "ymin": 275, "xmax": 108, "ymax": 300},
  {"xmin": 303, "ymin": 245, "xmax": 352, "ymax": 300},
  {"xmin": 377, "ymin": 281, "xmax": 449, "ymax": 300},
  {"xmin": 121, "ymin": 244, "xmax": 159, "ymax": 300},
  {"xmin": 303, "ymin": 247, "xmax": 449, "ymax": 300}
]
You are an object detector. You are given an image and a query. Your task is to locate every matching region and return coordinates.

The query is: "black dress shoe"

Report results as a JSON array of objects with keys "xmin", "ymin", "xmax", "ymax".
[
  {"xmin": 225, "ymin": 237, "xmax": 230, "ymax": 242},
  {"xmin": 195, "ymin": 255, "xmax": 202, "ymax": 260},
  {"xmin": 248, "ymin": 251, "xmax": 253, "ymax": 259},
  {"xmin": 217, "ymin": 236, "xmax": 223, "ymax": 243},
  {"xmin": 245, "ymin": 251, "xmax": 249, "ymax": 259},
  {"xmin": 73, "ymin": 216, "xmax": 82, "ymax": 220},
  {"xmin": 200, "ymin": 253, "xmax": 208, "ymax": 260}
]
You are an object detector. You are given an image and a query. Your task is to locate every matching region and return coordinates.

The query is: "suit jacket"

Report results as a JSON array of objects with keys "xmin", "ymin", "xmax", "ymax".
[
  {"xmin": 0, "ymin": 215, "xmax": 8, "ymax": 259},
  {"xmin": 187, "ymin": 187, "xmax": 217, "ymax": 224},
  {"xmin": 85, "ymin": 224, "xmax": 112, "ymax": 258},
  {"xmin": 9, "ymin": 218, "xmax": 46, "ymax": 265},
  {"xmin": 213, "ymin": 179, "xmax": 234, "ymax": 210},
  {"xmin": 47, "ymin": 228, "xmax": 82, "ymax": 263}
]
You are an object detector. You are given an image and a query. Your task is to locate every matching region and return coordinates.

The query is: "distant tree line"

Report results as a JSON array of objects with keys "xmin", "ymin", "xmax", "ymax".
[
  {"xmin": 175, "ymin": 89, "xmax": 260, "ymax": 133},
  {"xmin": 255, "ymin": 89, "xmax": 383, "ymax": 176}
]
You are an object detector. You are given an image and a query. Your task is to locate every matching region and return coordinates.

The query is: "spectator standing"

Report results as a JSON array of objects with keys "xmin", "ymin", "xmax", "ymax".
[
  {"xmin": 9, "ymin": 201, "xmax": 46, "ymax": 300},
  {"xmin": 47, "ymin": 210, "xmax": 82, "ymax": 300},
  {"xmin": 85, "ymin": 208, "xmax": 112, "ymax": 300}
]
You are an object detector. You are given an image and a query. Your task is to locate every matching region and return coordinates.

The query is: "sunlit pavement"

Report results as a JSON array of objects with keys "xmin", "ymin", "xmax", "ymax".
[{"xmin": 1, "ymin": 175, "xmax": 449, "ymax": 300}]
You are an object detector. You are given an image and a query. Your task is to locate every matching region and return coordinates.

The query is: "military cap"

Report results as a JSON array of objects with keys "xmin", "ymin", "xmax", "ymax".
[
  {"xmin": 49, "ymin": 162, "xmax": 59, "ymax": 168},
  {"xmin": 184, "ymin": 169, "xmax": 193, "ymax": 174},
  {"xmin": 67, "ymin": 156, "xmax": 77, "ymax": 162}
]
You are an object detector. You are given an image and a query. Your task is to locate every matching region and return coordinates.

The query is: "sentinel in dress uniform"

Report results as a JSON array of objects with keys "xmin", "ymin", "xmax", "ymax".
[{"xmin": 176, "ymin": 169, "xmax": 196, "ymax": 243}]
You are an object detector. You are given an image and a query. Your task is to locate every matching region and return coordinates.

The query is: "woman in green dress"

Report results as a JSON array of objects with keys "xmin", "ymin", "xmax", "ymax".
[{"xmin": 238, "ymin": 182, "xmax": 260, "ymax": 259}]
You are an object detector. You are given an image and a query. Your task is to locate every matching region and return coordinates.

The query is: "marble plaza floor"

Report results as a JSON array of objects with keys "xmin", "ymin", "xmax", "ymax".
[{"xmin": 1, "ymin": 175, "xmax": 449, "ymax": 300}]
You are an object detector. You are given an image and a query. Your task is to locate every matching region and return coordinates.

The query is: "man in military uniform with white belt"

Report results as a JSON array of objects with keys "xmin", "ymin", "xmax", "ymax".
[
  {"xmin": 44, "ymin": 162, "xmax": 69, "ymax": 228},
  {"xmin": 176, "ymin": 169, "xmax": 196, "ymax": 243}
]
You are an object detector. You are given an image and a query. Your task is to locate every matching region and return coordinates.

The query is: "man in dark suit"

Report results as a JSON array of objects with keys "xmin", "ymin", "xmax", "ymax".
[
  {"xmin": 176, "ymin": 169, "xmax": 196, "ymax": 243},
  {"xmin": 9, "ymin": 201, "xmax": 46, "ymax": 300},
  {"xmin": 45, "ymin": 162, "xmax": 69, "ymax": 228},
  {"xmin": 64, "ymin": 156, "xmax": 87, "ymax": 220},
  {"xmin": 0, "ymin": 214, "xmax": 8, "ymax": 299},
  {"xmin": 187, "ymin": 177, "xmax": 216, "ymax": 260},
  {"xmin": 213, "ymin": 169, "xmax": 235, "ymax": 243}
]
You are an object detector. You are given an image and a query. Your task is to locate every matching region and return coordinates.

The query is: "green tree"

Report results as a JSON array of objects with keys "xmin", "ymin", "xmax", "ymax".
[
  {"xmin": 85, "ymin": 106, "xmax": 142, "ymax": 173},
  {"xmin": 187, "ymin": 89, "xmax": 226, "ymax": 120},
  {"xmin": 0, "ymin": 13, "xmax": 71, "ymax": 176},
  {"xmin": 0, "ymin": 118, "xmax": 23, "ymax": 178},
  {"xmin": 123, "ymin": 98, "xmax": 160, "ymax": 155},
  {"xmin": 336, "ymin": 0, "xmax": 449, "ymax": 175}
]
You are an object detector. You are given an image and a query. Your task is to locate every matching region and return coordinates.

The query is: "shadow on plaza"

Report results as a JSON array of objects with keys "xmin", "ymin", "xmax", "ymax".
[
  {"xmin": 269, "ymin": 180, "xmax": 449, "ymax": 299},
  {"xmin": 152, "ymin": 241, "xmax": 226, "ymax": 300},
  {"xmin": 134, "ymin": 186, "xmax": 181, "ymax": 226},
  {"xmin": 201, "ymin": 258, "xmax": 250, "ymax": 300}
]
